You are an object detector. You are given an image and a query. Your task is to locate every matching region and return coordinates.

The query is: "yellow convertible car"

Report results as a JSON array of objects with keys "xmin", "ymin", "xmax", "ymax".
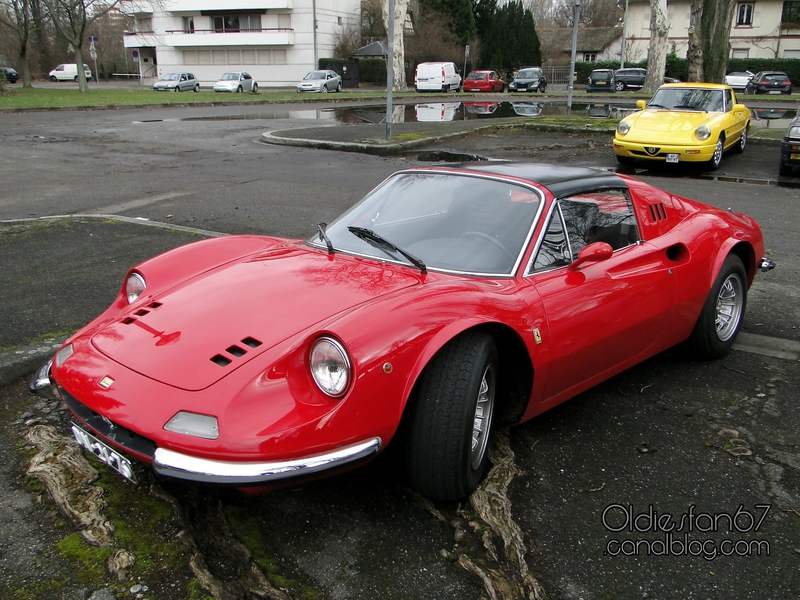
[{"xmin": 613, "ymin": 83, "xmax": 750, "ymax": 170}]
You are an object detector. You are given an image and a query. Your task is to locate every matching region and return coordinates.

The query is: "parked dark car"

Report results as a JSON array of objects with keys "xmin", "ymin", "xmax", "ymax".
[
  {"xmin": 779, "ymin": 116, "xmax": 800, "ymax": 175},
  {"xmin": 614, "ymin": 68, "xmax": 680, "ymax": 91},
  {"xmin": 508, "ymin": 67, "xmax": 547, "ymax": 93},
  {"xmin": 1, "ymin": 67, "xmax": 19, "ymax": 84},
  {"xmin": 745, "ymin": 71, "xmax": 792, "ymax": 95},
  {"xmin": 614, "ymin": 68, "xmax": 646, "ymax": 91},
  {"xmin": 587, "ymin": 69, "xmax": 615, "ymax": 93}
]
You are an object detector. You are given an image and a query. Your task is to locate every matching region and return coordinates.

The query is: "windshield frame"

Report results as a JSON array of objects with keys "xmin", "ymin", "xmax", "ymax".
[{"xmin": 305, "ymin": 170, "xmax": 545, "ymax": 278}]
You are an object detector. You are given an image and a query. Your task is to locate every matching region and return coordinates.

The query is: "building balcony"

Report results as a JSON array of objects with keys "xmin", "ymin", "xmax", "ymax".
[
  {"xmin": 123, "ymin": 31, "xmax": 158, "ymax": 48},
  {"xmin": 164, "ymin": 29, "xmax": 294, "ymax": 46},
  {"xmin": 165, "ymin": 0, "xmax": 290, "ymax": 10}
]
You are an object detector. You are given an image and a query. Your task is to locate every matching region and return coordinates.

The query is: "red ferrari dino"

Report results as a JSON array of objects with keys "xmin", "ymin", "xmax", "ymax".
[{"xmin": 31, "ymin": 164, "xmax": 774, "ymax": 501}]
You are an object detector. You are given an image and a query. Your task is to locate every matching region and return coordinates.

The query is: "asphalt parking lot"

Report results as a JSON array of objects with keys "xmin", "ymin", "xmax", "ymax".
[{"xmin": 1, "ymin": 103, "xmax": 799, "ymax": 600}]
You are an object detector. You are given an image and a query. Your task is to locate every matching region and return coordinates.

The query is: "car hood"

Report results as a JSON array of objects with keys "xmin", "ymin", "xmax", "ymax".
[
  {"xmin": 91, "ymin": 247, "xmax": 420, "ymax": 391},
  {"xmin": 628, "ymin": 110, "xmax": 717, "ymax": 134}
]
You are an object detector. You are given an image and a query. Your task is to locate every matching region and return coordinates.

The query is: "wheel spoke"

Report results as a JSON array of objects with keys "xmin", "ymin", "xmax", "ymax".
[
  {"xmin": 714, "ymin": 275, "xmax": 742, "ymax": 340},
  {"xmin": 470, "ymin": 366, "xmax": 495, "ymax": 469}
]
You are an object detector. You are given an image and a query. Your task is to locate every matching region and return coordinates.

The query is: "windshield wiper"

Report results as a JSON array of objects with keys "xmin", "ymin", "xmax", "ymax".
[
  {"xmin": 647, "ymin": 103, "xmax": 669, "ymax": 109},
  {"xmin": 347, "ymin": 226, "xmax": 427, "ymax": 274},
  {"xmin": 317, "ymin": 222, "xmax": 334, "ymax": 254},
  {"xmin": 673, "ymin": 104, "xmax": 705, "ymax": 111}
]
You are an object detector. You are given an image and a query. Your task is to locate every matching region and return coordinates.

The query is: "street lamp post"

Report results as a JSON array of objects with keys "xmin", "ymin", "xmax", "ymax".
[
  {"xmin": 567, "ymin": 0, "xmax": 581, "ymax": 111},
  {"xmin": 620, "ymin": 0, "xmax": 629, "ymax": 69}
]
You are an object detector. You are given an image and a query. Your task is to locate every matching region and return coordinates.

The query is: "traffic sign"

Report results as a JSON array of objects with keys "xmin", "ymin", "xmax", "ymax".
[
  {"xmin": 88, "ymin": 36, "xmax": 98, "ymax": 42},
  {"xmin": 90, "ymin": 47, "xmax": 97, "ymax": 60}
]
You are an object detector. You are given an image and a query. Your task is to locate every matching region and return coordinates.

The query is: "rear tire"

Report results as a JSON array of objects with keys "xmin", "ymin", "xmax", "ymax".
[
  {"xmin": 615, "ymin": 81, "xmax": 625, "ymax": 92},
  {"xmin": 732, "ymin": 127, "xmax": 747, "ymax": 154},
  {"xmin": 687, "ymin": 255, "xmax": 747, "ymax": 359},
  {"xmin": 404, "ymin": 331, "xmax": 498, "ymax": 501}
]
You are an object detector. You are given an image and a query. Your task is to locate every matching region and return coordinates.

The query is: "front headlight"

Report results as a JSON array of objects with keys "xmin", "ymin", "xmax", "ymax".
[
  {"xmin": 125, "ymin": 272, "xmax": 146, "ymax": 303},
  {"xmin": 788, "ymin": 126, "xmax": 800, "ymax": 139},
  {"xmin": 696, "ymin": 125, "xmax": 712, "ymax": 140},
  {"xmin": 310, "ymin": 337, "xmax": 351, "ymax": 397},
  {"xmin": 617, "ymin": 121, "xmax": 631, "ymax": 135}
]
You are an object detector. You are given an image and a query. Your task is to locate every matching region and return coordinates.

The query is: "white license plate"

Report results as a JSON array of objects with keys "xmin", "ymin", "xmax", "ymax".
[
  {"xmin": 666, "ymin": 153, "xmax": 679, "ymax": 163},
  {"xmin": 768, "ymin": 90, "xmax": 782, "ymax": 94},
  {"xmin": 71, "ymin": 423, "xmax": 137, "ymax": 482}
]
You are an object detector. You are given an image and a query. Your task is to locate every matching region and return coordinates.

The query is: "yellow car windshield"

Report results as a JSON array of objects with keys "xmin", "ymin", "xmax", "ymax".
[{"xmin": 648, "ymin": 88, "xmax": 725, "ymax": 113}]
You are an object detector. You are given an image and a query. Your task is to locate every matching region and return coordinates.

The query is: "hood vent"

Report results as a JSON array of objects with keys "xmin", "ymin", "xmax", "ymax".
[{"xmin": 210, "ymin": 337, "xmax": 263, "ymax": 368}]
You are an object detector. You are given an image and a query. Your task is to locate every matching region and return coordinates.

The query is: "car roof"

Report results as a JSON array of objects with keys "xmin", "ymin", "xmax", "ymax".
[{"xmin": 420, "ymin": 163, "xmax": 627, "ymax": 197}]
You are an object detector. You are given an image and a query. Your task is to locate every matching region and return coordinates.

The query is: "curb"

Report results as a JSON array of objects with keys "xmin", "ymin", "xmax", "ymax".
[{"xmin": 0, "ymin": 337, "xmax": 67, "ymax": 388}]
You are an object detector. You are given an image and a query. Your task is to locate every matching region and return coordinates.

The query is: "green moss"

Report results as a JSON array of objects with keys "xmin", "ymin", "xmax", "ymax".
[
  {"xmin": 187, "ymin": 578, "xmax": 214, "ymax": 600},
  {"xmin": 56, "ymin": 533, "xmax": 114, "ymax": 584}
]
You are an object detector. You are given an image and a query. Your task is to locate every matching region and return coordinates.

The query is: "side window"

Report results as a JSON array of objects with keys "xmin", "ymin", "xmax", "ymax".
[
  {"xmin": 531, "ymin": 205, "xmax": 571, "ymax": 272},
  {"xmin": 725, "ymin": 88, "xmax": 733, "ymax": 110},
  {"xmin": 559, "ymin": 190, "xmax": 640, "ymax": 256}
]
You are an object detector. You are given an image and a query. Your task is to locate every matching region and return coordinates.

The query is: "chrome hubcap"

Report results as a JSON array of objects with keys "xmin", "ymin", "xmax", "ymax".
[
  {"xmin": 471, "ymin": 364, "xmax": 496, "ymax": 470},
  {"xmin": 715, "ymin": 274, "xmax": 744, "ymax": 341}
]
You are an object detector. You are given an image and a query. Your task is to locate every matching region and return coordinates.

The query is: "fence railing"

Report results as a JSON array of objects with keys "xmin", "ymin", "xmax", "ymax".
[{"xmin": 541, "ymin": 66, "xmax": 573, "ymax": 85}]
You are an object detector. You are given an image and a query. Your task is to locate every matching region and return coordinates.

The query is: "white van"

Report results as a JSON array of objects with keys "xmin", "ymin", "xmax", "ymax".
[
  {"xmin": 414, "ymin": 62, "xmax": 462, "ymax": 92},
  {"xmin": 49, "ymin": 63, "xmax": 93, "ymax": 82}
]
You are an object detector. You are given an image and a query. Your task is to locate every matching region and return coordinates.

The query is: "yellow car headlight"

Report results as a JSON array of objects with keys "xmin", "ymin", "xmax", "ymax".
[
  {"xmin": 696, "ymin": 125, "xmax": 712, "ymax": 141},
  {"xmin": 617, "ymin": 121, "xmax": 631, "ymax": 135}
]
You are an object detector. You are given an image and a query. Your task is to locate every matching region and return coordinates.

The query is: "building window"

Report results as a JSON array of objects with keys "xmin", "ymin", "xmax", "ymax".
[
  {"xmin": 782, "ymin": 1, "xmax": 800, "ymax": 26},
  {"xmin": 212, "ymin": 14, "xmax": 261, "ymax": 32},
  {"xmin": 736, "ymin": 3, "xmax": 754, "ymax": 26},
  {"xmin": 731, "ymin": 48, "xmax": 750, "ymax": 58},
  {"xmin": 183, "ymin": 16, "xmax": 195, "ymax": 33},
  {"xmin": 784, "ymin": 49, "xmax": 800, "ymax": 58},
  {"xmin": 583, "ymin": 52, "xmax": 597, "ymax": 62}
]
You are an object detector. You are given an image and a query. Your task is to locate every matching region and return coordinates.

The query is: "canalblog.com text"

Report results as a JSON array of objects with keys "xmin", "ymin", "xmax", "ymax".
[{"xmin": 601, "ymin": 503, "xmax": 771, "ymax": 561}]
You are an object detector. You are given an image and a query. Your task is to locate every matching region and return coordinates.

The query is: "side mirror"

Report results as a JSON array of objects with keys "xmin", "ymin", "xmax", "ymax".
[
  {"xmin": 568, "ymin": 242, "xmax": 614, "ymax": 270},
  {"xmin": 636, "ymin": 99, "xmax": 647, "ymax": 110}
]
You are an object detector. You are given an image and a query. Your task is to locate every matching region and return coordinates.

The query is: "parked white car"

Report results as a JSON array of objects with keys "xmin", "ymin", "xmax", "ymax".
[
  {"xmin": 414, "ymin": 62, "xmax": 462, "ymax": 92},
  {"xmin": 48, "ymin": 63, "xmax": 92, "ymax": 82},
  {"xmin": 724, "ymin": 71, "xmax": 754, "ymax": 91},
  {"xmin": 153, "ymin": 72, "xmax": 200, "ymax": 92},
  {"xmin": 214, "ymin": 72, "xmax": 258, "ymax": 93}
]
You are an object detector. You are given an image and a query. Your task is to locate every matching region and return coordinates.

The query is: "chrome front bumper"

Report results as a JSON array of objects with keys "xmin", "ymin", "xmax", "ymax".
[{"xmin": 153, "ymin": 437, "xmax": 383, "ymax": 485}]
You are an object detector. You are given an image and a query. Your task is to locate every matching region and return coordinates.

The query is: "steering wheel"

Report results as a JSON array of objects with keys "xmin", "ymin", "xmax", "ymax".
[{"xmin": 460, "ymin": 231, "xmax": 516, "ymax": 263}]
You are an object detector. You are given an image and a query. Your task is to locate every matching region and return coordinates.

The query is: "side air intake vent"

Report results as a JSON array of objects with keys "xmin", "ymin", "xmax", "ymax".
[
  {"xmin": 648, "ymin": 203, "xmax": 667, "ymax": 222},
  {"xmin": 210, "ymin": 337, "xmax": 264, "ymax": 367}
]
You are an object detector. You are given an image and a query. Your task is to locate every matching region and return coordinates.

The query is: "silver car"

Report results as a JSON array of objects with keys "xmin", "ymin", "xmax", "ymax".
[
  {"xmin": 296, "ymin": 70, "xmax": 342, "ymax": 93},
  {"xmin": 153, "ymin": 72, "xmax": 200, "ymax": 92},
  {"xmin": 213, "ymin": 71, "xmax": 258, "ymax": 93}
]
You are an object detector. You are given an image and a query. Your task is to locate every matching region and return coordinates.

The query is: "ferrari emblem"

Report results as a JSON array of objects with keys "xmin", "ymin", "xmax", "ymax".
[
  {"xmin": 98, "ymin": 376, "xmax": 114, "ymax": 389},
  {"xmin": 533, "ymin": 328, "xmax": 542, "ymax": 344},
  {"xmin": 644, "ymin": 147, "xmax": 660, "ymax": 156}
]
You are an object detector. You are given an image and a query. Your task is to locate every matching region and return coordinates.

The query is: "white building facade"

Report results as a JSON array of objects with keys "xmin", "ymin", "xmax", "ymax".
[
  {"xmin": 624, "ymin": 0, "xmax": 800, "ymax": 61},
  {"xmin": 120, "ymin": 0, "xmax": 360, "ymax": 86}
]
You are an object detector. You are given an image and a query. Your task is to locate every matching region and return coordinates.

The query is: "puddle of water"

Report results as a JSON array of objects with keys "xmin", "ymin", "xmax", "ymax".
[{"xmin": 170, "ymin": 101, "xmax": 797, "ymax": 131}]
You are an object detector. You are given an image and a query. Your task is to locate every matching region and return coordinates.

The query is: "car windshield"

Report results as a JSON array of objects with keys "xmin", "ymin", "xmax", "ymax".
[
  {"xmin": 304, "ymin": 71, "xmax": 326, "ymax": 80},
  {"xmin": 468, "ymin": 73, "xmax": 487, "ymax": 80},
  {"xmin": 220, "ymin": 73, "xmax": 240, "ymax": 80},
  {"xmin": 516, "ymin": 70, "xmax": 539, "ymax": 79},
  {"xmin": 307, "ymin": 172, "xmax": 542, "ymax": 276},
  {"xmin": 162, "ymin": 73, "xmax": 180, "ymax": 81},
  {"xmin": 648, "ymin": 87, "xmax": 725, "ymax": 112}
]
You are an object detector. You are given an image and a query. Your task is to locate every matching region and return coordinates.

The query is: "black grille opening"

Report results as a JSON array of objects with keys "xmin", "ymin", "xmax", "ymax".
[
  {"xmin": 56, "ymin": 385, "xmax": 157, "ymax": 459},
  {"xmin": 148, "ymin": 302, "xmax": 163, "ymax": 309},
  {"xmin": 134, "ymin": 309, "xmax": 150, "ymax": 316},
  {"xmin": 122, "ymin": 317, "xmax": 136, "ymax": 324},
  {"xmin": 241, "ymin": 337, "xmax": 262, "ymax": 348}
]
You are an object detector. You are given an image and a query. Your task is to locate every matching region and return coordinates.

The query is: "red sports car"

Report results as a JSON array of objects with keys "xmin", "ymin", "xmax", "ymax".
[
  {"xmin": 31, "ymin": 164, "xmax": 774, "ymax": 501},
  {"xmin": 463, "ymin": 70, "xmax": 505, "ymax": 93}
]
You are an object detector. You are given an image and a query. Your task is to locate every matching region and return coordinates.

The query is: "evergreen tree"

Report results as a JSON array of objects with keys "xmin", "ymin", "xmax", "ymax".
[
  {"xmin": 423, "ymin": 0, "xmax": 477, "ymax": 45},
  {"xmin": 479, "ymin": 1, "xmax": 540, "ymax": 71}
]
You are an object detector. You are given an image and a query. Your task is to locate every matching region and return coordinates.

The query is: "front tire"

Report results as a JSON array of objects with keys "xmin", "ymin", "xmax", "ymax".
[
  {"xmin": 687, "ymin": 255, "xmax": 747, "ymax": 359},
  {"xmin": 404, "ymin": 331, "xmax": 498, "ymax": 501},
  {"xmin": 252, "ymin": 83, "xmax": 258, "ymax": 93},
  {"xmin": 194, "ymin": 84, "xmax": 200, "ymax": 92},
  {"xmin": 236, "ymin": 85, "xmax": 242, "ymax": 93},
  {"xmin": 336, "ymin": 81, "xmax": 342, "ymax": 92},
  {"xmin": 616, "ymin": 155, "xmax": 636, "ymax": 166},
  {"xmin": 538, "ymin": 83, "xmax": 547, "ymax": 93},
  {"xmin": 322, "ymin": 85, "xmax": 328, "ymax": 93},
  {"xmin": 173, "ymin": 87, "xmax": 179, "ymax": 92},
  {"xmin": 50, "ymin": 76, "xmax": 57, "ymax": 82},
  {"xmin": 707, "ymin": 137, "xmax": 724, "ymax": 170}
]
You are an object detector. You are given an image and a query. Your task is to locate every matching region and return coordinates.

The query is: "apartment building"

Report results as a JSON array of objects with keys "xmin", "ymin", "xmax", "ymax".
[{"xmin": 120, "ymin": 0, "xmax": 360, "ymax": 86}]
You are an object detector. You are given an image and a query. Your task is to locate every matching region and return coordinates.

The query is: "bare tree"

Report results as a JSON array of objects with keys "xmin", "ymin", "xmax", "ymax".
[
  {"xmin": 39, "ymin": 0, "xmax": 133, "ymax": 91},
  {"xmin": 0, "ymin": 0, "xmax": 34, "ymax": 87},
  {"xmin": 641, "ymin": 0, "xmax": 668, "ymax": 94},
  {"xmin": 382, "ymin": 0, "xmax": 408, "ymax": 91},
  {"xmin": 552, "ymin": 0, "xmax": 620, "ymax": 27},
  {"xmin": 686, "ymin": 0, "xmax": 703, "ymax": 81}
]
